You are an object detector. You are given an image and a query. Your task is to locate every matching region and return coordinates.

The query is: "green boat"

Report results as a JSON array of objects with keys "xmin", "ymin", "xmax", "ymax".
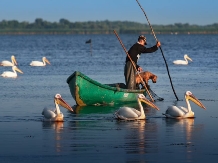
[{"xmin": 66, "ymin": 71, "xmax": 146, "ymax": 106}]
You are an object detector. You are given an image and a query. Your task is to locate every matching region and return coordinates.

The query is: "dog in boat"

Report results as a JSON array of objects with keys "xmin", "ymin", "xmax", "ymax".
[{"xmin": 135, "ymin": 71, "xmax": 157, "ymax": 89}]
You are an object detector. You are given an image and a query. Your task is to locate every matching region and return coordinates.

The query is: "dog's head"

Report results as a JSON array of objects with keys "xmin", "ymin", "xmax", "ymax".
[{"xmin": 151, "ymin": 75, "xmax": 157, "ymax": 83}]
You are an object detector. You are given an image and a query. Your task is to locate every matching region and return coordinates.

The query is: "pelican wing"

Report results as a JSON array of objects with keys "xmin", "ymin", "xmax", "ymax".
[
  {"xmin": 42, "ymin": 108, "xmax": 56, "ymax": 119},
  {"xmin": 164, "ymin": 106, "xmax": 187, "ymax": 118},
  {"xmin": 1, "ymin": 71, "xmax": 16, "ymax": 78},
  {"xmin": 173, "ymin": 60, "xmax": 187, "ymax": 65},
  {"xmin": 30, "ymin": 61, "xmax": 44, "ymax": 66},
  {"xmin": 114, "ymin": 107, "xmax": 139, "ymax": 120},
  {"xmin": 1, "ymin": 61, "xmax": 14, "ymax": 66}
]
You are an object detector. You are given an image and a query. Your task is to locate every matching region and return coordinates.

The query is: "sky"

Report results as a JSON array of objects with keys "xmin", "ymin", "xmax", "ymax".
[{"xmin": 0, "ymin": 0, "xmax": 217, "ymax": 25}]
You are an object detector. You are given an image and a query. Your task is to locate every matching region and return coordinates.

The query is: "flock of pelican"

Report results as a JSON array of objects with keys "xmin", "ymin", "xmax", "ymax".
[
  {"xmin": 43, "ymin": 90, "xmax": 206, "ymax": 122},
  {"xmin": 0, "ymin": 55, "xmax": 50, "ymax": 78},
  {"xmin": 1, "ymin": 54, "xmax": 205, "ymax": 122}
]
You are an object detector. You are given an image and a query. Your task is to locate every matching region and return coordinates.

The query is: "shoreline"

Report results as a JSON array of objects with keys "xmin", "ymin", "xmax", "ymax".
[{"xmin": 0, "ymin": 31, "xmax": 218, "ymax": 35}]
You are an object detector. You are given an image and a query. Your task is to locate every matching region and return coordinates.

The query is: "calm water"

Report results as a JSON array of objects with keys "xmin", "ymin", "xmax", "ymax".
[{"xmin": 0, "ymin": 34, "xmax": 218, "ymax": 162}]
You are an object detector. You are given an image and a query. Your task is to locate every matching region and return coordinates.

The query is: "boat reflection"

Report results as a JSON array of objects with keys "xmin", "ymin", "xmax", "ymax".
[
  {"xmin": 72, "ymin": 102, "xmax": 157, "ymax": 115},
  {"xmin": 72, "ymin": 103, "xmax": 139, "ymax": 114}
]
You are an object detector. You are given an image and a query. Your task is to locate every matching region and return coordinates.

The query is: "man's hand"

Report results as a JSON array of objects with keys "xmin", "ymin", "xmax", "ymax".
[
  {"xmin": 156, "ymin": 41, "xmax": 161, "ymax": 47},
  {"xmin": 138, "ymin": 67, "xmax": 143, "ymax": 72}
]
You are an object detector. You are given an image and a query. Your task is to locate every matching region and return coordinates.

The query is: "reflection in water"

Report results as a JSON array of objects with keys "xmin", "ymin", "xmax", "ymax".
[
  {"xmin": 40, "ymin": 103, "xmax": 159, "ymax": 160},
  {"xmin": 42, "ymin": 121, "xmax": 64, "ymax": 153},
  {"xmin": 116, "ymin": 119, "xmax": 158, "ymax": 155},
  {"xmin": 164, "ymin": 118, "xmax": 204, "ymax": 162},
  {"xmin": 72, "ymin": 104, "xmax": 118, "ymax": 114},
  {"xmin": 72, "ymin": 103, "xmax": 140, "ymax": 114},
  {"xmin": 165, "ymin": 118, "xmax": 195, "ymax": 141},
  {"xmin": 72, "ymin": 103, "xmax": 158, "ymax": 115},
  {"xmin": 125, "ymin": 121, "xmax": 147, "ymax": 154}
]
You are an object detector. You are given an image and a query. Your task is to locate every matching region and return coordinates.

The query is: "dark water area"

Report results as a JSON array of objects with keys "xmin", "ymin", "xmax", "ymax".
[{"xmin": 0, "ymin": 34, "xmax": 218, "ymax": 162}]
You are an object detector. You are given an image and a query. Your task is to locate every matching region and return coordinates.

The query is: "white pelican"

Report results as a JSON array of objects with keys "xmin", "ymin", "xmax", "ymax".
[
  {"xmin": 1, "ymin": 66, "xmax": 23, "ymax": 78},
  {"xmin": 114, "ymin": 94, "xmax": 160, "ymax": 120},
  {"xmin": 30, "ymin": 57, "xmax": 50, "ymax": 66},
  {"xmin": 163, "ymin": 91, "xmax": 206, "ymax": 119},
  {"xmin": 42, "ymin": 94, "xmax": 74, "ymax": 122},
  {"xmin": 173, "ymin": 54, "xmax": 192, "ymax": 65},
  {"xmin": 0, "ymin": 55, "xmax": 17, "ymax": 66}
]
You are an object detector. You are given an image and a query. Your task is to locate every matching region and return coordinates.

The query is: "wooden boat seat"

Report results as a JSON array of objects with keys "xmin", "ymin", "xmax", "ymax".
[{"xmin": 105, "ymin": 83, "xmax": 126, "ymax": 89}]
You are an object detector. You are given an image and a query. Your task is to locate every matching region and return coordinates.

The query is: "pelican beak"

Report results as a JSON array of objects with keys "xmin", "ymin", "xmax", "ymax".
[
  {"xmin": 12, "ymin": 56, "xmax": 17, "ymax": 65},
  {"xmin": 45, "ymin": 58, "xmax": 51, "ymax": 65},
  {"xmin": 187, "ymin": 56, "xmax": 192, "ymax": 62},
  {"xmin": 188, "ymin": 94, "xmax": 206, "ymax": 110},
  {"xmin": 56, "ymin": 97, "xmax": 74, "ymax": 112},
  {"xmin": 140, "ymin": 98, "xmax": 160, "ymax": 111},
  {"xmin": 15, "ymin": 67, "xmax": 23, "ymax": 74}
]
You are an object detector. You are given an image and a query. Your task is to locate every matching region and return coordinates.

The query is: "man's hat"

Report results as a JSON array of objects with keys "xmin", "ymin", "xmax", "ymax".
[{"xmin": 138, "ymin": 35, "xmax": 147, "ymax": 44}]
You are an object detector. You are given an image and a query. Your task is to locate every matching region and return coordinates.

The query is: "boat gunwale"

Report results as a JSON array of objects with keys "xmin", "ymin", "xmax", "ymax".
[{"xmin": 66, "ymin": 71, "xmax": 145, "ymax": 93}]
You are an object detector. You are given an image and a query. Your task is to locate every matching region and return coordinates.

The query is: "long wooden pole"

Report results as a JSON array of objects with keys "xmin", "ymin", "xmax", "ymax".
[
  {"xmin": 136, "ymin": 0, "xmax": 179, "ymax": 101},
  {"xmin": 113, "ymin": 30, "xmax": 154, "ymax": 102}
]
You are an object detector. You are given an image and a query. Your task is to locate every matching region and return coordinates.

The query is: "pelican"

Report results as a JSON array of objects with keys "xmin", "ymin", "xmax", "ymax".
[
  {"xmin": 1, "ymin": 66, "xmax": 23, "ymax": 78},
  {"xmin": 0, "ymin": 55, "xmax": 17, "ymax": 66},
  {"xmin": 163, "ymin": 91, "xmax": 206, "ymax": 119},
  {"xmin": 42, "ymin": 94, "xmax": 74, "ymax": 122},
  {"xmin": 173, "ymin": 54, "xmax": 192, "ymax": 65},
  {"xmin": 30, "ymin": 57, "xmax": 50, "ymax": 66},
  {"xmin": 114, "ymin": 94, "xmax": 160, "ymax": 120}
]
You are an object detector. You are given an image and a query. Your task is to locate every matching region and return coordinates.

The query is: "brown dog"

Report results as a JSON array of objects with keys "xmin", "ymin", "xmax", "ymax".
[{"xmin": 135, "ymin": 71, "xmax": 157, "ymax": 88}]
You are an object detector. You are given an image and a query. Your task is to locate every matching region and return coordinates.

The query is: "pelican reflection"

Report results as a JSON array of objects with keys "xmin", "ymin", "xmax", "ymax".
[
  {"xmin": 116, "ymin": 118, "xmax": 158, "ymax": 155},
  {"xmin": 42, "ymin": 121, "xmax": 64, "ymax": 153}
]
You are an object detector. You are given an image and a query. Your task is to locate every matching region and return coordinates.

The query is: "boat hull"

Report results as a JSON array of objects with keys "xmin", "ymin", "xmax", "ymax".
[{"xmin": 66, "ymin": 71, "xmax": 146, "ymax": 106}]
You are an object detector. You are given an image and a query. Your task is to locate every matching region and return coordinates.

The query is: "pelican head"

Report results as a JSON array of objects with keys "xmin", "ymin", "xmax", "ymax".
[
  {"xmin": 54, "ymin": 94, "xmax": 73, "ymax": 112},
  {"xmin": 138, "ymin": 94, "xmax": 160, "ymax": 111},
  {"xmin": 184, "ymin": 54, "xmax": 192, "ymax": 62},
  {"xmin": 11, "ymin": 55, "xmax": 18, "ymax": 65},
  {"xmin": 185, "ymin": 91, "xmax": 206, "ymax": 110},
  {"xmin": 42, "ymin": 57, "xmax": 50, "ymax": 65},
  {"xmin": 13, "ymin": 66, "xmax": 23, "ymax": 74}
]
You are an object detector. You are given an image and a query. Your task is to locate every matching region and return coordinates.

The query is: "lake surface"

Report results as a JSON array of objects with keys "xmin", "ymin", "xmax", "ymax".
[{"xmin": 0, "ymin": 34, "xmax": 218, "ymax": 163}]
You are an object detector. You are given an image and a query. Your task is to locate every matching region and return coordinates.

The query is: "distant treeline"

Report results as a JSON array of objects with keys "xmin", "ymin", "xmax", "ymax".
[{"xmin": 0, "ymin": 18, "xmax": 218, "ymax": 34}]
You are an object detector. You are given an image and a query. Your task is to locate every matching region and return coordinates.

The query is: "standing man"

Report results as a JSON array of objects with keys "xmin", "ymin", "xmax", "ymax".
[{"xmin": 124, "ymin": 35, "xmax": 161, "ymax": 89}]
